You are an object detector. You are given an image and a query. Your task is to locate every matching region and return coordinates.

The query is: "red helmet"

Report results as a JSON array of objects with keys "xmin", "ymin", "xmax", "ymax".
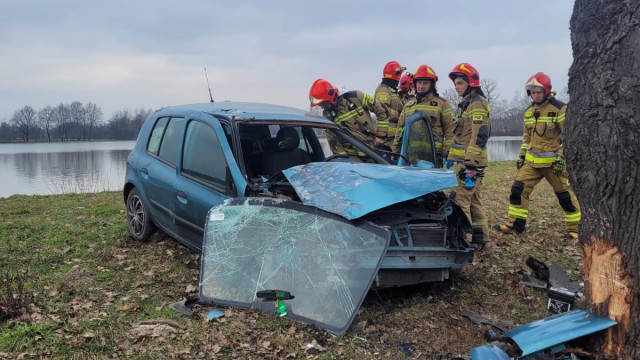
[
  {"xmin": 309, "ymin": 79, "xmax": 339, "ymax": 106},
  {"xmin": 525, "ymin": 72, "xmax": 552, "ymax": 96},
  {"xmin": 448, "ymin": 63, "xmax": 480, "ymax": 87},
  {"xmin": 383, "ymin": 61, "xmax": 406, "ymax": 81},
  {"xmin": 398, "ymin": 72, "xmax": 413, "ymax": 92},
  {"xmin": 413, "ymin": 64, "xmax": 438, "ymax": 88}
]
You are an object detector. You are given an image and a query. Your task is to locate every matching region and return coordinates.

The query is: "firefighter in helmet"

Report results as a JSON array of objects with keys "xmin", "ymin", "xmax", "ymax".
[
  {"xmin": 448, "ymin": 63, "xmax": 491, "ymax": 247},
  {"xmin": 398, "ymin": 72, "xmax": 415, "ymax": 105},
  {"xmin": 374, "ymin": 61, "xmax": 406, "ymax": 152},
  {"xmin": 309, "ymin": 78, "xmax": 390, "ymax": 159},
  {"xmin": 494, "ymin": 72, "xmax": 581, "ymax": 239},
  {"xmin": 392, "ymin": 64, "xmax": 454, "ymax": 167}
]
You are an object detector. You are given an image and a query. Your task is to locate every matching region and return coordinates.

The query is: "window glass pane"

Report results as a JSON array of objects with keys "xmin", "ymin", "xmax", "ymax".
[
  {"xmin": 407, "ymin": 119, "xmax": 434, "ymax": 164},
  {"xmin": 147, "ymin": 117, "xmax": 169, "ymax": 155},
  {"xmin": 182, "ymin": 121, "xmax": 226, "ymax": 188},
  {"xmin": 158, "ymin": 117, "xmax": 185, "ymax": 165}
]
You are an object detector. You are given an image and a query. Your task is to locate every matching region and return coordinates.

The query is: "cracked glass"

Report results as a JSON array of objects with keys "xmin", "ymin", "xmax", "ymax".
[{"xmin": 199, "ymin": 198, "xmax": 389, "ymax": 335}]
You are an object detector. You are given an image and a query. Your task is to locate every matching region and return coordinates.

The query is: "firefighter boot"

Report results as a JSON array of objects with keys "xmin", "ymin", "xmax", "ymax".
[{"xmin": 493, "ymin": 224, "xmax": 514, "ymax": 234}]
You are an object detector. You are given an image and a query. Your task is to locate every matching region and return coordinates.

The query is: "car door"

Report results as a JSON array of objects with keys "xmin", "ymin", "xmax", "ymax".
[
  {"xmin": 396, "ymin": 111, "xmax": 438, "ymax": 167},
  {"xmin": 174, "ymin": 117, "xmax": 242, "ymax": 250},
  {"xmin": 137, "ymin": 116, "xmax": 185, "ymax": 237}
]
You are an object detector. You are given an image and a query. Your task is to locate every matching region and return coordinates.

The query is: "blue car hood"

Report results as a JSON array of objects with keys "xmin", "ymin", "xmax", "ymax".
[{"xmin": 282, "ymin": 162, "xmax": 457, "ymax": 220}]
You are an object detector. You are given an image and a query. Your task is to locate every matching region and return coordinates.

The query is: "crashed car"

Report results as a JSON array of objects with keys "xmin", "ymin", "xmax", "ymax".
[{"xmin": 123, "ymin": 102, "xmax": 474, "ymax": 332}]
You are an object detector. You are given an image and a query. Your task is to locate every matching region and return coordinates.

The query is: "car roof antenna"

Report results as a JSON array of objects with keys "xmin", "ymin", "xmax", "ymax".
[{"xmin": 204, "ymin": 67, "xmax": 214, "ymax": 103}]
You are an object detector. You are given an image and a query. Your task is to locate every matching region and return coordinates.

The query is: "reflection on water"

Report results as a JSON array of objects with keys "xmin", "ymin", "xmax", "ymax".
[
  {"xmin": 0, "ymin": 137, "xmax": 522, "ymax": 198},
  {"xmin": 0, "ymin": 141, "xmax": 135, "ymax": 198}
]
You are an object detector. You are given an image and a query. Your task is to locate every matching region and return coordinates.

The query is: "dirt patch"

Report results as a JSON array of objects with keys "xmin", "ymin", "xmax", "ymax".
[{"xmin": 62, "ymin": 265, "xmax": 94, "ymax": 287}]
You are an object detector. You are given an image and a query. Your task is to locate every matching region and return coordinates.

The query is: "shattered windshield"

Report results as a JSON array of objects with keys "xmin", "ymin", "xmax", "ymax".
[{"xmin": 199, "ymin": 198, "xmax": 390, "ymax": 335}]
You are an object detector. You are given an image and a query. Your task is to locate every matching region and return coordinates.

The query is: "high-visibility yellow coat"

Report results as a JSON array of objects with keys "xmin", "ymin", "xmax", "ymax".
[
  {"xmin": 374, "ymin": 84, "xmax": 402, "ymax": 144},
  {"xmin": 393, "ymin": 92, "xmax": 455, "ymax": 157},
  {"xmin": 323, "ymin": 90, "xmax": 390, "ymax": 156},
  {"xmin": 447, "ymin": 90, "xmax": 491, "ymax": 169},
  {"xmin": 519, "ymin": 96, "xmax": 566, "ymax": 168}
]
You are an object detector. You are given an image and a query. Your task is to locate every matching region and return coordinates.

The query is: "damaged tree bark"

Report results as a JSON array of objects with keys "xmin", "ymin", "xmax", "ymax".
[{"xmin": 567, "ymin": 0, "xmax": 640, "ymax": 358}]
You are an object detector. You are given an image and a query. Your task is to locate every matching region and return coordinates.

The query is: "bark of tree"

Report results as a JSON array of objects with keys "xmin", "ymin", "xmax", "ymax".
[{"xmin": 568, "ymin": 1, "xmax": 640, "ymax": 358}]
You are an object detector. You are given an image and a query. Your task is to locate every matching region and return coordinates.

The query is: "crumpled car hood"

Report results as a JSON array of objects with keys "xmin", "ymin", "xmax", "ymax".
[
  {"xmin": 282, "ymin": 162, "xmax": 457, "ymax": 220},
  {"xmin": 504, "ymin": 309, "xmax": 617, "ymax": 357}
]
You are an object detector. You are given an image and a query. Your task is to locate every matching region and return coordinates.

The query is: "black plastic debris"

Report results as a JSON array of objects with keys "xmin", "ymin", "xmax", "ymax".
[
  {"xmin": 461, "ymin": 310, "xmax": 509, "ymax": 333},
  {"xmin": 520, "ymin": 273, "xmax": 548, "ymax": 289},
  {"xmin": 168, "ymin": 297, "xmax": 198, "ymax": 317},
  {"xmin": 397, "ymin": 342, "xmax": 416, "ymax": 356},
  {"xmin": 547, "ymin": 286, "xmax": 576, "ymax": 314},
  {"xmin": 525, "ymin": 257, "xmax": 549, "ymax": 282}
]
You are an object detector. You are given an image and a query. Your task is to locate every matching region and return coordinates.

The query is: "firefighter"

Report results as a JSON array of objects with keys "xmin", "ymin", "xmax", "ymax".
[
  {"xmin": 392, "ymin": 64, "xmax": 454, "ymax": 167},
  {"xmin": 398, "ymin": 72, "xmax": 415, "ymax": 105},
  {"xmin": 447, "ymin": 63, "xmax": 491, "ymax": 247},
  {"xmin": 309, "ymin": 78, "xmax": 390, "ymax": 159},
  {"xmin": 494, "ymin": 72, "xmax": 581, "ymax": 240},
  {"xmin": 374, "ymin": 61, "xmax": 405, "ymax": 151}
]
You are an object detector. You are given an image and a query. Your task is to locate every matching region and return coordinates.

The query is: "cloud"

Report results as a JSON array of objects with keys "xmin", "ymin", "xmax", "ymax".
[{"xmin": 0, "ymin": 0, "xmax": 575, "ymax": 122}]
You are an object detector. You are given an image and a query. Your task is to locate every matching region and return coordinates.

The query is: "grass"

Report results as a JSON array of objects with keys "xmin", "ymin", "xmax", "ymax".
[{"xmin": 0, "ymin": 160, "xmax": 583, "ymax": 359}]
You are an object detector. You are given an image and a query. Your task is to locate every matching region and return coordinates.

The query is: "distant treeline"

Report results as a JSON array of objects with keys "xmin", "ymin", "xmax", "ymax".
[
  {"xmin": 0, "ymin": 102, "xmax": 153, "ymax": 143},
  {"xmin": 1, "ymin": 82, "xmax": 567, "ymax": 142}
]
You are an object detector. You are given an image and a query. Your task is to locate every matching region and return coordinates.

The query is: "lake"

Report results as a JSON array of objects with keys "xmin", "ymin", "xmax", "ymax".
[{"xmin": 0, "ymin": 136, "xmax": 523, "ymax": 198}]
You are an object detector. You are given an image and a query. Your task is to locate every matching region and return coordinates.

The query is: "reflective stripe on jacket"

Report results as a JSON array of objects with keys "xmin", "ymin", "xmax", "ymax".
[
  {"xmin": 520, "ymin": 96, "xmax": 566, "ymax": 168},
  {"xmin": 392, "ymin": 93, "xmax": 455, "ymax": 155},
  {"xmin": 448, "ymin": 90, "xmax": 491, "ymax": 168}
]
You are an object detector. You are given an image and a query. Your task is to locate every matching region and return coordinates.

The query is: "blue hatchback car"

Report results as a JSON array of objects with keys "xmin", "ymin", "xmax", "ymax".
[{"xmin": 124, "ymin": 101, "xmax": 474, "ymax": 288}]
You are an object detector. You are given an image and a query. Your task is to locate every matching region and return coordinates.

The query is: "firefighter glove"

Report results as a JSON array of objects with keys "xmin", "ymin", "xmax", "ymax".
[
  {"xmin": 443, "ymin": 157, "xmax": 454, "ymax": 169},
  {"xmin": 516, "ymin": 155, "xmax": 525, "ymax": 170},
  {"xmin": 552, "ymin": 155, "xmax": 565, "ymax": 175}
]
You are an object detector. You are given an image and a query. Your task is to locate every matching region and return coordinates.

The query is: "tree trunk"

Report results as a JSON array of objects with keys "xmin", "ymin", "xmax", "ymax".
[{"xmin": 568, "ymin": 1, "xmax": 640, "ymax": 358}]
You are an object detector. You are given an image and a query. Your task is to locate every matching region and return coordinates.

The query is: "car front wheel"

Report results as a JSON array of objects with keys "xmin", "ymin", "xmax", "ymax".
[{"xmin": 126, "ymin": 188, "xmax": 156, "ymax": 242}]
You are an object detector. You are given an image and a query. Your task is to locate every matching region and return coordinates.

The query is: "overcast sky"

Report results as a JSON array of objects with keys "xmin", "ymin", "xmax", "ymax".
[{"xmin": 0, "ymin": 1, "xmax": 575, "ymax": 123}]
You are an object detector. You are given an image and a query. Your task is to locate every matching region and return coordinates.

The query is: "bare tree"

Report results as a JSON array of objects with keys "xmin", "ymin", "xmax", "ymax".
[
  {"xmin": 480, "ymin": 78, "xmax": 500, "ymax": 104},
  {"xmin": 440, "ymin": 88, "xmax": 461, "ymax": 117},
  {"xmin": 69, "ymin": 101, "xmax": 86, "ymax": 140},
  {"xmin": 84, "ymin": 103, "xmax": 103, "ymax": 141},
  {"xmin": 131, "ymin": 108, "xmax": 153, "ymax": 137},
  {"xmin": 567, "ymin": 1, "xmax": 640, "ymax": 358},
  {"xmin": 37, "ymin": 106, "xmax": 55, "ymax": 142},
  {"xmin": 10, "ymin": 105, "xmax": 37, "ymax": 142},
  {"xmin": 53, "ymin": 103, "xmax": 71, "ymax": 141}
]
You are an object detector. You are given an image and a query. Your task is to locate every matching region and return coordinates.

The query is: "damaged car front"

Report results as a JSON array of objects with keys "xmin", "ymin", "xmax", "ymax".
[{"xmin": 124, "ymin": 102, "xmax": 474, "ymax": 334}]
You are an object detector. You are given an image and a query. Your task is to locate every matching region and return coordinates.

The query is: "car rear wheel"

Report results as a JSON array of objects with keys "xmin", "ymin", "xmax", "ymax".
[{"xmin": 126, "ymin": 188, "xmax": 156, "ymax": 241}]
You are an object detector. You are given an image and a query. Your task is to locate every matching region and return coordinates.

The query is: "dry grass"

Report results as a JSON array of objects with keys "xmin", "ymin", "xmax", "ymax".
[{"xmin": 0, "ymin": 160, "xmax": 583, "ymax": 359}]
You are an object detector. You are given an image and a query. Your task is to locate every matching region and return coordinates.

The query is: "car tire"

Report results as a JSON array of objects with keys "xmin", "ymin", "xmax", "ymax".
[{"xmin": 126, "ymin": 187, "xmax": 156, "ymax": 242}]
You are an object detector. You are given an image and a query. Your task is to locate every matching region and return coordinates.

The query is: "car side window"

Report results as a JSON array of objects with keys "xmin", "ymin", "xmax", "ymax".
[
  {"xmin": 157, "ymin": 117, "xmax": 185, "ymax": 165},
  {"xmin": 147, "ymin": 117, "xmax": 169, "ymax": 155},
  {"xmin": 182, "ymin": 120, "xmax": 227, "ymax": 189}
]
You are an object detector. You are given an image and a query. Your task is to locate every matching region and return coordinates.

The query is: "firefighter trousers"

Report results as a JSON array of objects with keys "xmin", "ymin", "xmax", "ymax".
[
  {"xmin": 454, "ymin": 163, "xmax": 489, "ymax": 244},
  {"xmin": 506, "ymin": 163, "xmax": 581, "ymax": 233}
]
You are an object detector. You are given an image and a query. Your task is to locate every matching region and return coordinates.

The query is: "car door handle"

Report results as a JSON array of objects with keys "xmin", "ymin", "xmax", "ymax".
[
  {"xmin": 177, "ymin": 190, "xmax": 187, "ymax": 199},
  {"xmin": 141, "ymin": 168, "xmax": 148, "ymax": 174}
]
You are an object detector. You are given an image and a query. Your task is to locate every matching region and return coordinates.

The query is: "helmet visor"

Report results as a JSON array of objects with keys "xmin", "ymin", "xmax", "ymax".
[
  {"xmin": 309, "ymin": 96, "xmax": 326, "ymax": 107},
  {"xmin": 525, "ymin": 85, "xmax": 544, "ymax": 93}
]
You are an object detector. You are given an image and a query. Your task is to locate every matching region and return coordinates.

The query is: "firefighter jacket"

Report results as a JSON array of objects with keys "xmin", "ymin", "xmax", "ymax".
[
  {"xmin": 520, "ymin": 96, "xmax": 566, "ymax": 168},
  {"xmin": 323, "ymin": 90, "xmax": 390, "ymax": 142},
  {"xmin": 323, "ymin": 90, "xmax": 390, "ymax": 156},
  {"xmin": 399, "ymin": 93, "xmax": 416, "ymax": 107},
  {"xmin": 374, "ymin": 84, "xmax": 402, "ymax": 140},
  {"xmin": 392, "ymin": 92, "xmax": 455, "ymax": 156},
  {"xmin": 448, "ymin": 90, "xmax": 491, "ymax": 169}
]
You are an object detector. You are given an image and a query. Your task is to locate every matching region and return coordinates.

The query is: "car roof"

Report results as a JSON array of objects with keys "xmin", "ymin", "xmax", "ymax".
[{"xmin": 155, "ymin": 102, "xmax": 335, "ymax": 125}]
